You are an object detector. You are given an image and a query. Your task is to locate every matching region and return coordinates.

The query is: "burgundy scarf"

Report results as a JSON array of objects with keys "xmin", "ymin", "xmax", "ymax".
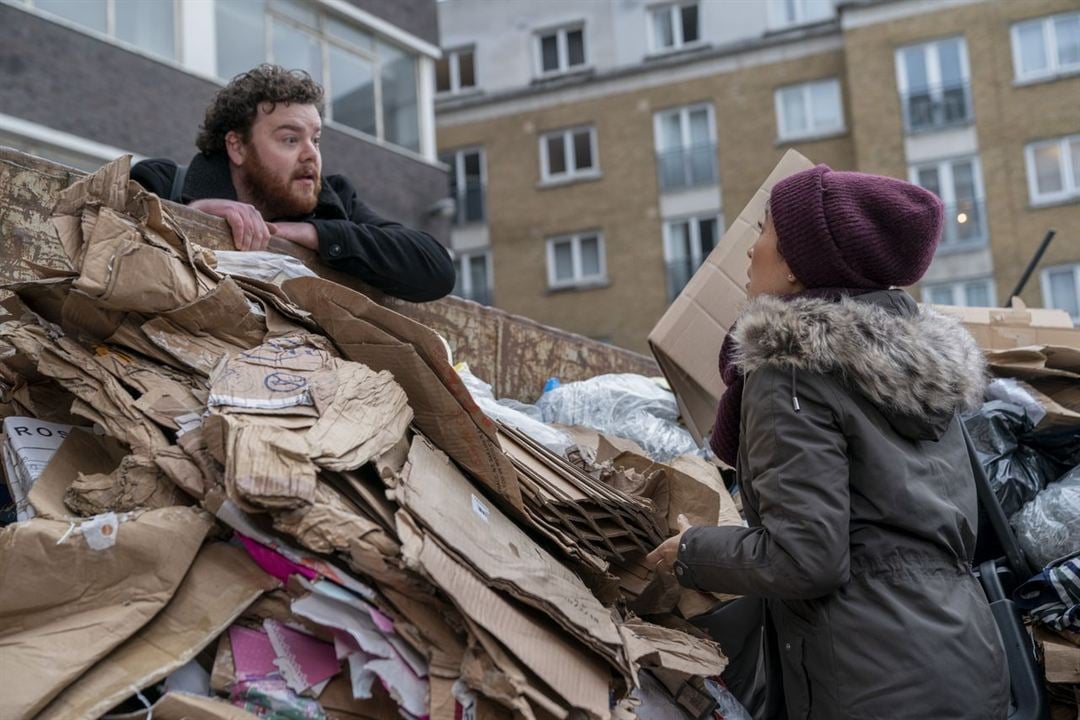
[{"xmin": 709, "ymin": 288, "xmax": 859, "ymax": 465}]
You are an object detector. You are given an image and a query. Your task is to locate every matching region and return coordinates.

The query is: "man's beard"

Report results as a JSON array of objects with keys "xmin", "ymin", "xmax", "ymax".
[{"xmin": 242, "ymin": 145, "xmax": 321, "ymax": 219}]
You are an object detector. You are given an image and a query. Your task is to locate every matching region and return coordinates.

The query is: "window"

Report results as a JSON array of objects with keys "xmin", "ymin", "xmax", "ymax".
[
  {"xmin": 909, "ymin": 156, "xmax": 987, "ymax": 250},
  {"xmin": 649, "ymin": 3, "xmax": 700, "ymax": 54},
  {"xmin": 774, "ymin": 78, "xmax": 844, "ymax": 141},
  {"xmin": 664, "ymin": 215, "xmax": 721, "ymax": 301},
  {"xmin": 536, "ymin": 25, "xmax": 587, "ymax": 76},
  {"xmin": 922, "ymin": 278, "xmax": 995, "ymax": 308},
  {"xmin": 1012, "ymin": 12, "xmax": 1080, "ymax": 82},
  {"xmin": 214, "ymin": 0, "xmax": 421, "ymax": 153},
  {"xmin": 440, "ymin": 148, "xmax": 485, "ymax": 225},
  {"xmin": 1025, "ymin": 135, "xmax": 1080, "ymax": 205},
  {"xmin": 767, "ymin": 0, "xmax": 833, "ymax": 30},
  {"xmin": 453, "ymin": 251, "xmax": 492, "ymax": 305},
  {"xmin": 30, "ymin": 0, "xmax": 176, "ymax": 60},
  {"xmin": 546, "ymin": 232, "xmax": 606, "ymax": 289},
  {"xmin": 896, "ymin": 37, "xmax": 971, "ymax": 133},
  {"xmin": 539, "ymin": 126, "xmax": 598, "ymax": 183},
  {"xmin": 435, "ymin": 47, "xmax": 476, "ymax": 94},
  {"xmin": 654, "ymin": 103, "xmax": 717, "ymax": 191},
  {"xmin": 1041, "ymin": 264, "xmax": 1080, "ymax": 322}
]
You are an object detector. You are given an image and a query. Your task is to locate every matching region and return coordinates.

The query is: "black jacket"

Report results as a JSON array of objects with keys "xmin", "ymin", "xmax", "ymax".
[{"xmin": 131, "ymin": 154, "xmax": 455, "ymax": 303}]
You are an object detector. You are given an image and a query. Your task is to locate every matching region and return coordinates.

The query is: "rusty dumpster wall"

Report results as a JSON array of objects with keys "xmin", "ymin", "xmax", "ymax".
[{"xmin": 0, "ymin": 147, "xmax": 658, "ymax": 402}]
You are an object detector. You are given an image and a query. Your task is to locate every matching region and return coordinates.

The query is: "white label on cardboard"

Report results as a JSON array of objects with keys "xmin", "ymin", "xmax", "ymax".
[
  {"xmin": 470, "ymin": 494, "xmax": 490, "ymax": 524},
  {"xmin": 81, "ymin": 512, "xmax": 120, "ymax": 550}
]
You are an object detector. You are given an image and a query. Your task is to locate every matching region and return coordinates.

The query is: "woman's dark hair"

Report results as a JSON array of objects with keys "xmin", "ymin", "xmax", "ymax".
[{"xmin": 196, "ymin": 64, "xmax": 325, "ymax": 156}]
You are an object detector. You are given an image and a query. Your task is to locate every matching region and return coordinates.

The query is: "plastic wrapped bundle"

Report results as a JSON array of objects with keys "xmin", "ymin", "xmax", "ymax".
[
  {"xmin": 963, "ymin": 401, "xmax": 1060, "ymax": 517},
  {"xmin": 535, "ymin": 374, "xmax": 702, "ymax": 462},
  {"xmin": 456, "ymin": 365, "xmax": 572, "ymax": 454},
  {"xmin": 1013, "ymin": 466, "xmax": 1080, "ymax": 570}
]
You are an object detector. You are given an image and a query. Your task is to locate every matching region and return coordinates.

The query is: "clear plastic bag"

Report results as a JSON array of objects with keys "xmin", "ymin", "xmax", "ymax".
[
  {"xmin": 456, "ymin": 365, "xmax": 572, "ymax": 454},
  {"xmin": 963, "ymin": 401, "xmax": 1060, "ymax": 516},
  {"xmin": 1012, "ymin": 466, "xmax": 1080, "ymax": 570},
  {"xmin": 535, "ymin": 374, "xmax": 703, "ymax": 463}
]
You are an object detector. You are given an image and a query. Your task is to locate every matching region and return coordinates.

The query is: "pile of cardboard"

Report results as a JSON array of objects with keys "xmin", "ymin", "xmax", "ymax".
[{"xmin": 0, "ymin": 157, "xmax": 736, "ymax": 720}]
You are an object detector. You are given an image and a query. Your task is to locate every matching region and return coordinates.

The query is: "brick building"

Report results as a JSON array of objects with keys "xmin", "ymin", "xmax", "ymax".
[
  {"xmin": 0, "ymin": 0, "xmax": 450, "ymax": 242},
  {"xmin": 436, "ymin": 0, "xmax": 1080, "ymax": 352}
]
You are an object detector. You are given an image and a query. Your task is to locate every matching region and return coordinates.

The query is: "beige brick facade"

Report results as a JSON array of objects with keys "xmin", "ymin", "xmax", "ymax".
[{"xmin": 438, "ymin": 0, "xmax": 1080, "ymax": 352}]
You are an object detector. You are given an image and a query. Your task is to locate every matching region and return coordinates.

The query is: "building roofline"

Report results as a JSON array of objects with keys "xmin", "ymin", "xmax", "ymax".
[{"xmin": 436, "ymin": 18, "xmax": 841, "ymax": 116}]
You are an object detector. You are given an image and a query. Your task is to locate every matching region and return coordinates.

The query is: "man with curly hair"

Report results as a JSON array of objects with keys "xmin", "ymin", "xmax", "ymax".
[{"xmin": 132, "ymin": 64, "xmax": 455, "ymax": 302}]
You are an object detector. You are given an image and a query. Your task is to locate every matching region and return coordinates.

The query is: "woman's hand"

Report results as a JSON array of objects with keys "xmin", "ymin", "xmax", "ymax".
[{"xmin": 644, "ymin": 513, "xmax": 692, "ymax": 575}]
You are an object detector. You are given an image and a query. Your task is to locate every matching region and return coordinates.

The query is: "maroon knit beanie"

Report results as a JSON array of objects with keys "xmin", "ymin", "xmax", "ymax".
[{"xmin": 769, "ymin": 164, "xmax": 943, "ymax": 289}]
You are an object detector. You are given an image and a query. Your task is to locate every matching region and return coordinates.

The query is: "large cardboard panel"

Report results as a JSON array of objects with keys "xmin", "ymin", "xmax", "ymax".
[
  {"xmin": 933, "ymin": 303, "xmax": 1080, "ymax": 351},
  {"xmin": 284, "ymin": 277, "xmax": 522, "ymax": 511},
  {"xmin": 0, "ymin": 507, "xmax": 213, "ymax": 719},
  {"xmin": 648, "ymin": 151, "xmax": 815, "ymax": 443},
  {"xmin": 416, "ymin": 536, "xmax": 611, "ymax": 720},
  {"xmin": 400, "ymin": 436, "xmax": 622, "ymax": 658},
  {"xmin": 37, "ymin": 542, "xmax": 277, "ymax": 720}
]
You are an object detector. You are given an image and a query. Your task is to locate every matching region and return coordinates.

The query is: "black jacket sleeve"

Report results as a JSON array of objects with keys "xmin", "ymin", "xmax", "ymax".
[
  {"xmin": 312, "ymin": 175, "xmax": 456, "ymax": 303},
  {"xmin": 130, "ymin": 158, "xmax": 178, "ymax": 198}
]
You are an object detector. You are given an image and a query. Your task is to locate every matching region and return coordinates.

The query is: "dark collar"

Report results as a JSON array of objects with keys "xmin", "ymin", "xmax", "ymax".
[{"xmin": 184, "ymin": 152, "xmax": 346, "ymax": 221}]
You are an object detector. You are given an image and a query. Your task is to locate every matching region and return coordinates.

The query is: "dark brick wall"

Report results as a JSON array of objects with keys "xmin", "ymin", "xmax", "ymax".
[
  {"xmin": 0, "ymin": 4, "xmax": 449, "ymax": 241},
  {"xmin": 345, "ymin": 0, "xmax": 439, "ymax": 47}
]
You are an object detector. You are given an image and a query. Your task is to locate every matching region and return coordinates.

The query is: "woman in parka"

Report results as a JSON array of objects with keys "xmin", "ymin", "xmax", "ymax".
[{"xmin": 647, "ymin": 165, "xmax": 1008, "ymax": 719}]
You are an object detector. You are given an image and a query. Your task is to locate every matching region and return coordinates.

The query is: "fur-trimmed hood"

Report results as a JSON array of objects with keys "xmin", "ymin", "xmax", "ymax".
[{"xmin": 732, "ymin": 290, "xmax": 986, "ymax": 439}]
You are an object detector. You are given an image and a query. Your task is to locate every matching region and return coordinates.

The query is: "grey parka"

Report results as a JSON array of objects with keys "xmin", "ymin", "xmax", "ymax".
[{"xmin": 676, "ymin": 290, "xmax": 1008, "ymax": 720}]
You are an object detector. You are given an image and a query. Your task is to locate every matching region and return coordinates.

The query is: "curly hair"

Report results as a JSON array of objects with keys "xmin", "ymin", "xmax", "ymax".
[{"xmin": 196, "ymin": 64, "xmax": 325, "ymax": 156}]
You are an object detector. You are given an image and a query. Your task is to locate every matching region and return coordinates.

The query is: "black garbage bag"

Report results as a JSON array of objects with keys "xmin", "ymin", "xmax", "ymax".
[
  {"xmin": 1028, "ymin": 425, "xmax": 1080, "ymax": 472},
  {"xmin": 963, "ymin": 401, "xmax": 1061, "ymax": 517}
]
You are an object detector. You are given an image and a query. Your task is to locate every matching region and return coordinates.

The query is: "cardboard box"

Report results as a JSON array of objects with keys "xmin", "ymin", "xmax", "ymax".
[
  {"xmin": 648, "ymin": 150, "xmax": 815, "ymax": 443},
  {"xmin": 932, "ymin": 300, "xmax": 1080, "ymax": 351}
]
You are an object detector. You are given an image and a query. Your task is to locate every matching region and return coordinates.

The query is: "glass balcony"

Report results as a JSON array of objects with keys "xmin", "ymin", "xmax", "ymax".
[
  {"xmin": 453, "ymin": 178, "xmax": 485, "ymax": 226},
  {"xmin": 656, "ymin": 142, "xmax": 718, "ymax": 192},
  {"xmin": 666, "ymin": 257, "xmax": 702, "ymax": 302},
  {"xmin": 938, "ymin": 198, "xmax": 988, "ymax": 252},
  {"xmin": 900, "ymin": 81, "xmax": 973, "ymax": 133}
]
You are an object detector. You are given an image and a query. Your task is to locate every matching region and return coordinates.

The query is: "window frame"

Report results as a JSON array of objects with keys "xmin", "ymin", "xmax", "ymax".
[
  {"xmin": 1011, "ymin": 11, "xmax": 1080, "ymax": 83},
  {"xmin": 1025, "ymin": 134, "xmax": 1080, "ymax": 206},
  {"xmin": 773, "ymin": 77, "xmax": 845, "ymax": 142},
  {"xmin": 1040, "ymin": 263, "xmax": 1080, "ymax": 322},
  {"xmin": 545, "ymin": 231, "xmax": 607, "ymax": 290},
  {"xmin": 25, "ymin": 0, "xmax": 181, "ymax": 62},
  {"xmin": 442, "ymin": 146, "xmax": 486, "ymax": 226},
  {"xmin": 907, "ymin": 154, "xmax": 987, "ymax": 251},
  {"xmin": 662, "ymin": 213, "xmax": 723, "ymax": 300},
  {"xmin": 435, "ymin": 45, "xmax": 477, "ymax": 95},
  {"xmin": 766, "ymin": 0, "xmax": 834, "ymax": 31},
  {"xmin": 538, "ymin": 125, "xmax": 600, "ymax": 184},
  {"xmin": 453, "ymin": 250, "xmax": 493, "ymax": 305},
  {"xmin": 533, "ymin": 22, "xmax": 588, "ymax": 78},
  {"xmin": 894, "ymin": 36, "xmax": 972, "ymax": 133},
  {"xmin": 647, "ymin": 2, "xmax": 702, "ymax": 55},
  {"xmin": 223, "ymin": 1, "xmax": 423, "ymax": 154},
  {"xmin": 921, "ymin": 277, "xmax": 996, "ymax": 308}
]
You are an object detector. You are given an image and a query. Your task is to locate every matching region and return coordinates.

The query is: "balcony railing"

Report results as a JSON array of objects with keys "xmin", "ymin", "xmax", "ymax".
[
  {"xmin": 453, "ymin": 178, "xmax": 485, "ymax": 226},
  {"xmin": 656, "ymin": 142, "xmax": 718, "ymax": 192},
  {"xmin": 900, "ymin": 81, "xmax": 973, "ymax": 133},
  {"xmin": 454, "ymin": 286, "xmax": 492, "ymax": 306},
  {"xmin": 938, "ymin": 198, "xmax": 988, "ymax": 252},
  {"xmin": 666, "ymin": 257, "xmax": 703, "ymax": 302}
]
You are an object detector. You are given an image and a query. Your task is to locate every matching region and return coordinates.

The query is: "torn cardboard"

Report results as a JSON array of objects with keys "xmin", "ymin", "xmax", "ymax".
[
  {"xmin": 399, "ymin": 435, "xmax": 624, "ymax": 665},
  {"xmin": 0, "ymin": 506, "xmax": 213, "ymax": 719},
  {"xmin": 36, "ymin": 542, "xmax": 277, "ymax": 720},
  {"xmin": 414, "ymin": 533, "xmax": 612, "ymax": 720},
  {"xmin": 933, "ymin": 299, "xmax": 1080, "ymax": 351},
  {"xmin": 283, "ymin": 277, "xmax": 522, "ymax": 511},
  {"xmin": 648, "ymin": 150, "xmax": 815, "ymax": 443}
]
